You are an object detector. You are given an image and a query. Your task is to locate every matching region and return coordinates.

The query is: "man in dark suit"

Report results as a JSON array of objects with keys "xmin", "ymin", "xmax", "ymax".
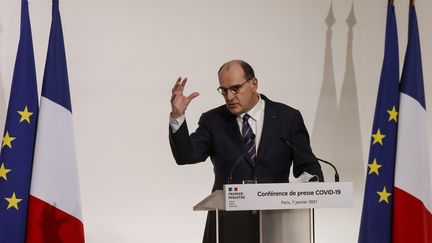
[{"xmin": 169, "ymin": 60, "xmax": 323, "ymax": 243}]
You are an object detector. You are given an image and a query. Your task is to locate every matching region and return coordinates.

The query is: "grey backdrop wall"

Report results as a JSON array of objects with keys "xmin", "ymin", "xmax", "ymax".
[{"xmin": 0, "ymin": 0, "xmax": 431, "ymax": 242}]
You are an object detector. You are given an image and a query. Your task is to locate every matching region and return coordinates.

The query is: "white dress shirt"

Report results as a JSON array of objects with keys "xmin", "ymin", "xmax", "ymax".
[{"xmin": 237, "ymin": 96, "xmax": 265, "ymax": 151}]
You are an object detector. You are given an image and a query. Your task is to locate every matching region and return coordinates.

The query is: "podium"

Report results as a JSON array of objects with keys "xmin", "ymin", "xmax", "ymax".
[{"xmin": 194, "ymin": 182, "xmax": 353, "ymax": 243}]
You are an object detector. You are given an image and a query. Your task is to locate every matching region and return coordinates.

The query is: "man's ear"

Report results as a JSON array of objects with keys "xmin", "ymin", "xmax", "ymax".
[{"xmin": 252, "ymin": 78, "xmax": 258, "ymax": 90}]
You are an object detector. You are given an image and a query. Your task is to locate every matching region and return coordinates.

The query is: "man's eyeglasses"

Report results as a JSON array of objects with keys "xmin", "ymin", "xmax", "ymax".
[{"xmin": 217, "ymin": 78, "xmax": 253, "ymax": 96}]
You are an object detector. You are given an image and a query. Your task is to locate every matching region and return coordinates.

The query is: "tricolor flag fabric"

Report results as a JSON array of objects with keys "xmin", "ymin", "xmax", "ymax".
[
  {"xmin": 0, "ymin": 0, "xmax": 39, "ymax": 242},
  {"xmin": 358, "ymin": 2, "xmax": 399, "ymax": 243},
  {"xmin": 392, "ymin": 4, "xmax": 432, "ymax": 243},
  {"xmin": 25, "ymin": 0, "xmax": 85, "ymax": 242}
]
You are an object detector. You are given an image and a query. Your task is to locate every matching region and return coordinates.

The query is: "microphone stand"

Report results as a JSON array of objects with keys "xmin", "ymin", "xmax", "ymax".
[{"xmin": 280, "ymin": 137, "xmax": 340, "ymax": 182}]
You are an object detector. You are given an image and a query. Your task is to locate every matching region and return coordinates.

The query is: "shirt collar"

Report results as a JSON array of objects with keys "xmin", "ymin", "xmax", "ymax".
[{"xmin": 240, "ymin": 94, "xmax": 264, "ymax": 121}]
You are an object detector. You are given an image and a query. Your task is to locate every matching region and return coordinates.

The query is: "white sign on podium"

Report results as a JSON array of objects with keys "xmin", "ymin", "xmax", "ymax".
[
  {"xmin": 224, "ymin": 182, "xmax": 352, "ymax": 211},
  {"xmin": 193, "ymin": 182, "xmax": 353, "ymax": 243}
]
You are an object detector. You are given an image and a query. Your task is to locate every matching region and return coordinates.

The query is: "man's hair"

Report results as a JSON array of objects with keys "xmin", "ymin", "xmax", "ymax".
[{"xmin": 218, "ymin": 60, "xmax": 255, "ymax": 81}]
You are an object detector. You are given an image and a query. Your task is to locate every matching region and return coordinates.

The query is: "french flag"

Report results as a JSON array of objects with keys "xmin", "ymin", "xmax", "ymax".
[
  {"xmin": 25, "ymin": 0, "xmax": 84, "ymax": 242},
  {"xmin": 392, "ymin": 4, "xmax": 432, "ymax": 242}
]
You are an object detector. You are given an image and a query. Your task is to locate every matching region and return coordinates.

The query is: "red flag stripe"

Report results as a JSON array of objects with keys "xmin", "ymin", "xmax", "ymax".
[
  {"xmin": 392, "ymin": 187, "xmax": 432, "ymax": 243},
  {"xmin": 26, "ymin": 196, "xmax": 84, "ymax": 243}
]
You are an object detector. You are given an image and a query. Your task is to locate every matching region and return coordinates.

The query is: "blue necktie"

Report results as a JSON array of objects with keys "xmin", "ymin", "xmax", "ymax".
[{"xmin": 242, "ymin": 114, "xmax": 256, "ymax": 166}]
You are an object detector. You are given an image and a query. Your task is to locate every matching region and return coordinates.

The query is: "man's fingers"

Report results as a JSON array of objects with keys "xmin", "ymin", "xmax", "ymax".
[
  {"xmin": 171, "ymin": 77, "xmax": 195, "ymax": 105},
  {"xmin": 172, "ymin": 77, "xmax": 182, "ymax": 92},
  {"xmin": 186, "ymin": 92, "xmax": 200, "ymax": 104},
  {"xmin": 179, "ymin": 77, "xmax": 188, "ymax": 92}
]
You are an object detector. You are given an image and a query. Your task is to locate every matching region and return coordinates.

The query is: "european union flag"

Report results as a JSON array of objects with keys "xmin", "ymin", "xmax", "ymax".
[
  {"xmin": 0, "ymin": 0, "xmax": 39, "ymax": 242},
  {"xmin": 358, "ymin": 2, "xmax": 399, "ymax": 243}
]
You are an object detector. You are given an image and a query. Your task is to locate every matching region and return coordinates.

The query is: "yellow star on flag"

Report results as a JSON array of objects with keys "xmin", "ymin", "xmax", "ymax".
[
  {"xmin": 17, "ymin": 106, "xmax": 34, "ymax": 123},
  {"xmin": 2, "ymin": 131, "xmax": 16, "ymax": 149},
  {"xmin": 5, "ymin": 192, "xmax": 22, "ymax": 210},
  {"xmin": 0, "ymin": 163, "xmax": 11, "ymax": 181},
  {"xmin": 387, "ymin": 106, "xmax": 398, "ymax": 122},
  {"xmin": 371, "ymin": 129, "xmax": 385, "ymax": 145},
  {"xmin": 368, "ymin": 159, "xmax": 383, "ymax": 175},
  {"xmin": 377, "ymin": 186, "xmax": 391, "ymax": 204}
]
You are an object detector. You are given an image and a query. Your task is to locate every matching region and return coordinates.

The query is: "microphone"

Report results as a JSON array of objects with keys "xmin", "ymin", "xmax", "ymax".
[
  {"xmin": 228, "ymin": 134, "xmax": 256, "ymax": 184},
  {"xmin": 280, "ymin": 137, "xmax": 339, "ymax": 182}
]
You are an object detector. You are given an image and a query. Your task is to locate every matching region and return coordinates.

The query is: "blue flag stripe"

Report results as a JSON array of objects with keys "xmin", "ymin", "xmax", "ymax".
[
  {"xmin": 41, "ymin": 0, "xmax": 72, "ymax": 112},
  {"xmin": 399, "ymin": 5, "xmax": 426, "ymax": 109}
]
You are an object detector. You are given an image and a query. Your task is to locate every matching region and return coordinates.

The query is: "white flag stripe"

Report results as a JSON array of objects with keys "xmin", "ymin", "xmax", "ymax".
[
  {"xmin": 30, "ymin": 97, "xmax": 82, "ymax": 220},
  {"xmin": 394, "ymin": 93, "xmax": 432, "ymax": 212}
]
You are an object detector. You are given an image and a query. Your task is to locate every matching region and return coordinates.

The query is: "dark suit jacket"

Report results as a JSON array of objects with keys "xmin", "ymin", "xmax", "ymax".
[{"xmin": 169, "ymin": 94, "xmax": 323, "ymax": 243}]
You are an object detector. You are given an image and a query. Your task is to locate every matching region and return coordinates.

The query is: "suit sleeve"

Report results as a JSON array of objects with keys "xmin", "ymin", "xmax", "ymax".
[
  {"xmin": 169, "ymin": 113, "xmax": 213, "ymax": 165},
  {"xmin": 290, "ymin": 110, "xmax": 324, "ymax": 182}
]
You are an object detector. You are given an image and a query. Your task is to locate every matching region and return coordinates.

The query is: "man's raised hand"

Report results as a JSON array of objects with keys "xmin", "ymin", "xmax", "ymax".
[{"xmin": 170, "ymin": 77, "xmax": 200, "ymax": 118}]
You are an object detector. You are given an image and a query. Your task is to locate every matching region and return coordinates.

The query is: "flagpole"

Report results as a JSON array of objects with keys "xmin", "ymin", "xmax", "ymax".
[
  {"xmin": 389, "ymin": 0, "xmax": 394, "ymax": 5},
  {"xmin": 410, "ymin": 0, "xmax": 415, "ymax": 6}
]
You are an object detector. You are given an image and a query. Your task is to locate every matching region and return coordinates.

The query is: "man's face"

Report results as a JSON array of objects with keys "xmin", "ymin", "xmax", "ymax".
[{"xmin": 218, "ymin": 64, "xmax": 258, "ymax": 115}]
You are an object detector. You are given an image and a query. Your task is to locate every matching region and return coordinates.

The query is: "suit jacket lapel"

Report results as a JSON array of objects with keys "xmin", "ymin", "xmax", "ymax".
[{"xmin": 257, "ymin": 96, "xmax": 278, "ymax": 162}]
